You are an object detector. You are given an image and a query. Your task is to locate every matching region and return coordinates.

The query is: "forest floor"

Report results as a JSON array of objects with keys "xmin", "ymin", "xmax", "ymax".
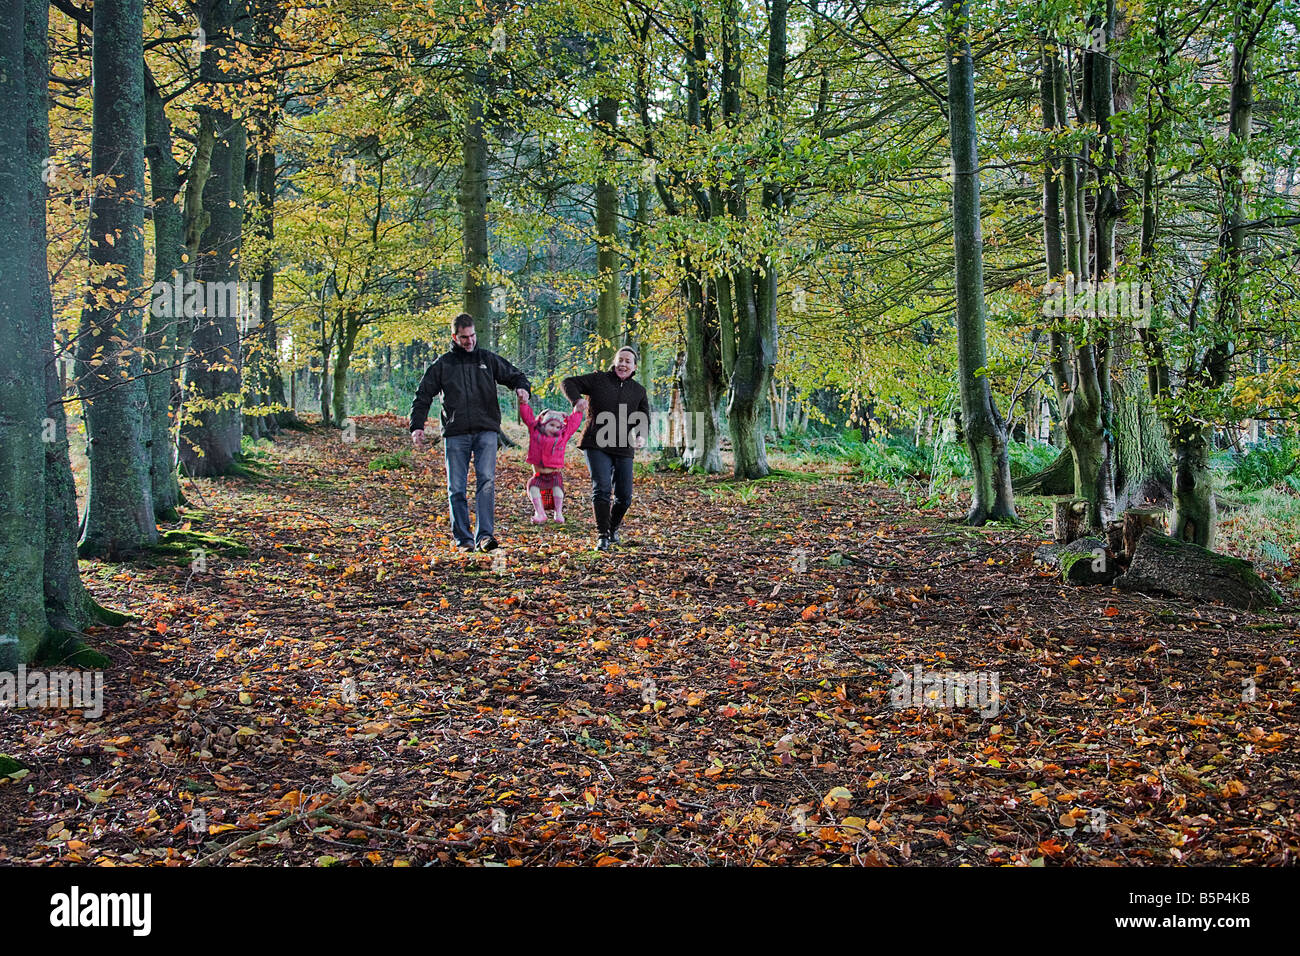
[{"xmin": 2, "ymin": 415, "xmax": 1298, "ymax": 866}]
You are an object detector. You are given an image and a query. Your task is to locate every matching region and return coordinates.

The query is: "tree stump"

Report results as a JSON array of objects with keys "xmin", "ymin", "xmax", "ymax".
[
  {"xmin": 1059, "ymin": 536, "xmax": 1118, "ymax": 585},
  {"xmin": 1117, "ymin": 529, "xmax": 1281, "ymax": 611},
  {"xmin": 1053, "ymin": 498, "xmax": 1088, "ymax": 545},
  {"xmin": 1122, "ymin": 508, "xmax": 1167, "ymax": 558}
]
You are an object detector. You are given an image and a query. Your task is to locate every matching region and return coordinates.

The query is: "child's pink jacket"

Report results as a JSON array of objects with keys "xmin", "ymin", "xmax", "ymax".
[{"xmin": 520, "ymin": 401, "xmax": 583, "ymax": 469}]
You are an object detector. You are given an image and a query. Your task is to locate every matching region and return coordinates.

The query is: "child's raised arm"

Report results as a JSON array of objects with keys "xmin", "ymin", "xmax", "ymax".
[
  {"xmin": 519, "ymin": 397, "xmax": 537, "ymax": 429},
  {"xmin": 562, "ymin": 404, "xmax": 584, "ymax": 441}
]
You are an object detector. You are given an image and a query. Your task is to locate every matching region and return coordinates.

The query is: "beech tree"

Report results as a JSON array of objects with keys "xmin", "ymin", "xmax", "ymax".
[
  {"xmin": 74, "ymin": 0, "xmax": 158, "ymax": 557},
  {"xmin": 945, "ymin": 0, "xmax": 1016, "ymax": 524},
  {"xmin": 2, "ymin": 0, "xmax": 121, "ymax": 666}
]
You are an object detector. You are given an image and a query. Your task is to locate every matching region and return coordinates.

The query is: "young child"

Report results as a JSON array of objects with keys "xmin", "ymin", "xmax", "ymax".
[{"xmin": 520, "ymin": 397, "xmax": 586, "ymax": 523}]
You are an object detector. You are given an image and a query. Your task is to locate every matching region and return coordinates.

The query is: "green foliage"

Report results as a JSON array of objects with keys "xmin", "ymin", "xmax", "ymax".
[
  {"xmin": 367, "ymin": 451, "xmax": 412, "ymax": 472},
  {"xmin": 1007, "ymin": 442, "xmax": 1061, "ymax": 481},
  {"xmin": 240, "ymin": 437, "xmax": 275, "ymax": 462},
  {"xmin": 705, "ymin": 482, "xmax": 760, "ymax": 504},
  {"xmin": 1218, "ymin": 487, "xmax": 1300, "ymax": 569},
  {"xmin": 0, "ymin": 755, "xmax": 27, "ymax": 777},
  {"xmin": 775, "ymin": 429, "xmax": 1056, "ymax": 490},
  {"xmin": 1224, "ymin": 436, "xmax": 1300, "ymax": 493}
]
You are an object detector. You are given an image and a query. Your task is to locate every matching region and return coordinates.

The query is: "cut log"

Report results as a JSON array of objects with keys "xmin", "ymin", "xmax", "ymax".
[
  {"xmin": 1122, "ymin": 508, "xmax": 1167, "ymax": 558},
  {"xmin": 1059, "ymin": 536, "xmax": 1118, "ymax": 585},
  {"xmin": 1013, "ymin": 447, "xmax": 1074, "ymax": 495},
  {"xmin": 1117, "ymin": 529, "xmax": 1281, "ymax": 611},
  {"xmin": 1053, "ymin": 498, "xmax": 1088, "ymax": 545}
]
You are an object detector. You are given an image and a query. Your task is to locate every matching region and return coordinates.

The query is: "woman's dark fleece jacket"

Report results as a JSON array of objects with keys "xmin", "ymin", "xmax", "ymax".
[{"xmin": 562, "ymin": 369, "xmax": 650, "ymax": 458}]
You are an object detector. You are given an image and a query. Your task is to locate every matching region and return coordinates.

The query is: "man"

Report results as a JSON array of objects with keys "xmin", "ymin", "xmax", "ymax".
[{"xmin": 410, "ymin": 313, "xmax": 531, "ymax": 551}]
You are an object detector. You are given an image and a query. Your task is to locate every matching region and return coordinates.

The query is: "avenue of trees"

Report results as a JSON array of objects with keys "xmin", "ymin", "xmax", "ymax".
[{"xmin": 3, "ymin": 0, "xmax": 1299, "ymax": 662}]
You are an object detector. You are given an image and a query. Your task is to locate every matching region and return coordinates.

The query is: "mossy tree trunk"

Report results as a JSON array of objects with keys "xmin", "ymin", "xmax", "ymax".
[
  {"xmin": 2, "ymin": 0, "xmax": 124, "ymax": 665},
  {"xmin": 0, "ymin": 0, "xmax": 47, "ymax": 667},
  {"xmin": 180, "ymin": 0, "xmax": 246, "ymax": 478},
  {"xmin": 1042, "ymin": 24, "xmax": 1116, "ymax": 531},
  {"xmin": 593, "ymin": 85, "xmax": 621, "ymax": 368},
  {"xmin": 670, "ymin": 12, "xmax": 724, "ymax": 473},
  {"xmin": 681, "ymin": 269, "xmax": 724, "ymax": 473},
  {"xmin": 75, "ymin": 0, "xmax": 158, "ymax": 558},
  {"xmin": 461, "ymin": 63, "xmax": 492, "ymax": 345},
  {"xmin": 722, "ymin": 0, "xmax": 785, "ymax": 481},
  {"xmin": 30, "ymin": 0, "xmax": 109, "ymax": 631},
  {"xmin": 331, "ymin": 311, "xmax": 361, "ymax": 429},
  {"xmin": 1111, "ymin": 337, "xmax": 1171, "ymax": 510},
  {"xmin": 143, "ymin": 66, "xmax": 199, "ymax": 521},
  {"xmin": 946, "ymin": 0, "xmax": 1015, "ymax": 524}
]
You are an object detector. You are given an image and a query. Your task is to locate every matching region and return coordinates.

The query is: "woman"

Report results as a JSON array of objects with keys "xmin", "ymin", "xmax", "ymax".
[{"xmin": 563, "ymin": 346, "xmax": 650, "ymax": 550}]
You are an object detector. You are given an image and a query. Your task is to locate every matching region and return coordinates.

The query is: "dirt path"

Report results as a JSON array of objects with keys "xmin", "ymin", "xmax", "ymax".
[{"xmin": 2, "ymin": 416, "xmax": 1297, "ymax": 865}]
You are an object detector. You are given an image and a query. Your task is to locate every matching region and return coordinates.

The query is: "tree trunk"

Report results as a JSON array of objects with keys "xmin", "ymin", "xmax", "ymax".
[
  {"xmin": 0, "ymin": 0, "xmax": 47, "ymax": 666},
  {"xmin": 461, "ymin": 64, "xmax": 491, "ymax": 344},
  {"xmin": 627, "ymin": 185, "xmax": 653, "ymax": 394},
  {"xmin": 1053, "ymin": 498, "xmax": 1088, "ymax": 545},
  {"xmin": 331, "ymin": 313, "xmax": 360, "ymax": 428},
  {"xmin": 1119, "ymin": 529, "xmax": 1278, "ymax": 610},
  {"xmin": 255, "ymin": 135, "xmax": 290, "ymax": 432},
  {"xmin": 143, "ymin": 67, "xmax": 190, "ymax": 520},
  {"xmin": 946, "ymin": 0, "xmax": 1015, "ymax": 524},
  {"xmin": 180, "ymin": 0, "xmax": 246, "ymax": 477},
  {"xmin": 1175, "ymin": 0, "xmax": 1253, "ymax": 547},
  {"xmin": 1043, "ymin": 25, "xmax": 1115, "ymax": 531},
  {"xmin": 594, "ymin": 89, "xmax": 620, "ymax": 366},
  {"xmin": 1122, "ymin": 508, "xmax": 1167, "ymax": 557},
  {"xmin": 1171, "ymin": 422, "xmax": 1217, "ymax": 549},
  {"xmin": 1111, "ymin": 340, "xmax": 1171, "ymax": 510},
  {"xmin": 724, "ymin": 0, "xmax": 784, "ymax": 481},
  {"xmin": 681, "ymin": 269, "xmax": 723, "ymax": 473},
  {"xmin": 76, "ymin": 0, "xmax": 157, "ymax": 557},
  {"xmin": 26, "ymin": 0, "xmax": 105, "ymax": 633}
]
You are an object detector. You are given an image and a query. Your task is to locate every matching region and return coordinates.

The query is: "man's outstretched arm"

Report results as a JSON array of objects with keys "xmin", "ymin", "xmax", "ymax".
[
  {"xmin": 492, "ymin": 352, "xmax": 531, "ymax": 400},
  {"xmin": 410, "ymin": 362, "xmax": 442, "ymax": 446}
]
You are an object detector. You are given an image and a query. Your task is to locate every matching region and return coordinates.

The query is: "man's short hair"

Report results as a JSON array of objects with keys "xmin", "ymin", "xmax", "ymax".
[{"xmin": 453, "ymin": 313, "xmax": 475, "ymax": 334}]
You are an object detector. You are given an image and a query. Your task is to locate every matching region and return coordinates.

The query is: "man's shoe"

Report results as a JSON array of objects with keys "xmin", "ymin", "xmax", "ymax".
[
  {"xmin": 595, "ymin": 534, "xmax": 611, "ymax": 552},
  {"xmin": 477, "ymin": 536, "xmax": 500, "ymax": 552},
  {"xmin": 609, "ymin": 528, "xmax": 621, "ymax": 545},
  {"xmin": 453, "ymin": 540, "xmax": 474, "ymax": 552}
]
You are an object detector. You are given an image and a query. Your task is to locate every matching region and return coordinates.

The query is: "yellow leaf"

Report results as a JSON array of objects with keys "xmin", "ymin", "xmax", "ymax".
[{"xmin": 822, "ymin": 786, "xmax": 853, "ymax": 806}]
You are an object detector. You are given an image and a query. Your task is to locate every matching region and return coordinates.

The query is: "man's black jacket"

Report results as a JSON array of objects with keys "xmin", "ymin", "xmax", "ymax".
[{"xmin": 409, "ymin": 342, "xmax": 530, "ymax": 437}]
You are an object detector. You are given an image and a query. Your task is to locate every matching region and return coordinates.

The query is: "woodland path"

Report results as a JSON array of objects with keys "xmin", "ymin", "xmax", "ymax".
[{"xmin": 1, "ymin": 417, "xmax": 1297, "ymax": 865}]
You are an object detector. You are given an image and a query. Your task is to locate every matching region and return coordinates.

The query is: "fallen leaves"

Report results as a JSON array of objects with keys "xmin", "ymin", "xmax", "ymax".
[{"xmin": 1, "ymin": 417, "xmax": 1297, "ymax": 867}]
